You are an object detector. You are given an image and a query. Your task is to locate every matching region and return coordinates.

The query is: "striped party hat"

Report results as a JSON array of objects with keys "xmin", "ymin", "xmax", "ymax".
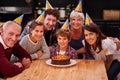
[
  {"xmin": 75, "ymin": 0, "xmax": 82, "ymax": 12},
  {"xmin": 45, "ymin": 0, "xmax": 53, "ymax": 10},
  {"xmin": 14, "ymin": 14, "xmax": 24, "ymax": 24},
  {"xmin": 35, "ymin": 11, "xmax": 45, "ymax": 23},
  {"xmin": 61, "ymin": 19, "xmax": 69, "ymax": 30},
  {"xmin": 85, "ymin": 13, "xmax": 93, "ymax": 25}
]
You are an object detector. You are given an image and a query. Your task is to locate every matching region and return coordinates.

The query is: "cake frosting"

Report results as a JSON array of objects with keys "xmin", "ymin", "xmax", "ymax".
[{"xmin": 51, "ymin": 54, "xmax": 70, "ymax": 65}]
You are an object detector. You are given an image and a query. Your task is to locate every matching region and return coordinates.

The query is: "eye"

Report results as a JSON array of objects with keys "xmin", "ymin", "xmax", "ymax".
[
  {"xmin": 71, "ymin": 18, "xmax": 75, "ymax": 21},
  {"xmin": 8, "ymin": 32, "xmax": 14, "ymax": 36},
  {"xmin": 35, "ymin": 30, "xmax": 39, "ymax": 32},
  {"xmin": 8, "ymin": 32, "xmax": 20, "ymax": 38},
  {"xmin": 89, "ymin": 33, "xmax": 94, "ymax": 36},
  {"xmin": 47, "ymin": 18, "xmax": 51, "ymax": 21},
  {"xmin": 63, "ymin": 37, "xmax": 67, "ymax": 40},
  {"xmin": 77, "ymin": 18, "xmax": 83, "ymax": 21},
  {"xmin": 16, "ymin": 34, "xmax": 20, "ymax": 38},
  {"xmin": 40, "ymin": 30, "xmax": 43, "ymax": 33},
  {"xmin": 84, "ymin": 34, "xmax": 88, "ymax": 37},
  {"xmin": 58, "ymin": 37, "xmax": 61, "ymax": 40}
]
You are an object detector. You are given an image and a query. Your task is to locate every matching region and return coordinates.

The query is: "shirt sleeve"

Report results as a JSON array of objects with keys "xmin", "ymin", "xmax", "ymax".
[
  {"xmin": 30, "ymin": 53, "xmax": 37, "ymax": 59},
  {"xmin": 102, "ymin": 38, "xmax": 117, "ymax": 55},
  {"xmin": 0, "ymin": 44, "xmax": 24, "ymax": 77},
  {"xmin": 13, "ymin": 42, "xmax": 32, "ymax": 62},
  {"xmin": 19, "ymin": 35, "xmax": 36, "ymax": 59},
  {"xmin": 68, "ymin": 46, "xmax": 78, "ymax": 59},
  {"xmin": 39, "ymin": 37, "xmax": 50, "ymax": 59}
]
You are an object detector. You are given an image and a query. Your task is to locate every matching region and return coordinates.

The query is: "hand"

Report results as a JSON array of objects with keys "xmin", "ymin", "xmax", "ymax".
[
  {"xmin": 115, "ymin": 42, "xmax": 120, "ymax": 50},
  {"xmin": 22, "ymin": 58, "xmax": 31, "ymax": 69},
  {"xmin": 109, "ymin": 37, "xmax": 119, "ymax": 42},
  {"xmin": 108, "ymin": 37, "xmax": 120, "ymax": 50},
  {"xmin": 14, "ymin": 62, "xmax": 23, "ymax": 68},
  {"xmin": 112, "ymin": 38, "xmax": 119, "ymax": 42},
  {"xmin": 36, "ymin": 50, "xmax": 43, "ymax": 58}
]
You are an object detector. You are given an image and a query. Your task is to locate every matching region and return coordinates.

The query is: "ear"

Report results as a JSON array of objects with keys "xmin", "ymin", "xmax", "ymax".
[
  {"xmin": 0, "ymin": 27, "xmax": 3, "ymax": 33},
  {"xmin": 29, "ymin": 28, "xmax": 33, "ymax": 33},
  {"xmin": 68, "ymin": 38, "xmax": 71, "ymax": 42},
  {"xmin": 0, "ymin": 27, "xmax": 4, "ymax": 35},
  {"xmin": 96, "ymin": 34, "xmax": 99, "ymax": 38}
]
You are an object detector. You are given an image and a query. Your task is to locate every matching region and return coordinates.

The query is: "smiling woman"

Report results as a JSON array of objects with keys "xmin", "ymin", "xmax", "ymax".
[{"xmin": 83, "ymin": 23, "xmax": 120, "ymax": 80}]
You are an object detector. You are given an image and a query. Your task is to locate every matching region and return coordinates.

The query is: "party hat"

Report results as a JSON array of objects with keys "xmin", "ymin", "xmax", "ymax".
[
  {"xmin": 85, "ymin": 13, "xmax": 93, "ymax": 25},
  {"xmin": 75, "ymin": 0, "xmax": 82, "ymax": 11},
  {"xmin": 45, "ymin": 0, "xmax": 53, "ymax": 10},
  {"xmin": 61, "ymin": 19, "xmax": 69, "ymax": 30},
  {"xmin": 14, "ymin": 14, "xmax": 24, "ymax": 24},
  {"xmin": 35, "ymin": 11, "xmax": 45, "ymax": 23}
]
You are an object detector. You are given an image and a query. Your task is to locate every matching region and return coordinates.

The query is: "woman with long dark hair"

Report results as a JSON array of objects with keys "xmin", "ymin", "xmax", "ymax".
[{"xmin": 83, "ymin": 23, "xmax": 120, "ymax": 80}]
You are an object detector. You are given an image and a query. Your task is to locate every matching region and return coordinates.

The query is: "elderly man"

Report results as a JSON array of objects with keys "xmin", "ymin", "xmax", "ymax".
[{"xmin": 0, "ymin": 21, "xmax": 31, "ymax": 78}]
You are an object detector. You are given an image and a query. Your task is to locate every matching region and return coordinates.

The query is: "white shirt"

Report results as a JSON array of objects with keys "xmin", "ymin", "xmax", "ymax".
[
  {"xmin": 0, "ymin": 35, "xmax": 9, "ymax": 49},
  {"xmin": 83, "ymin": 38, "xmax": 120, "ymax": 62}
]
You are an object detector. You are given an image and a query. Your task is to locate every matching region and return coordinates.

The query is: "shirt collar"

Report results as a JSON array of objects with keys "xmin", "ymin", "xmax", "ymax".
[{"xmin": 0, "ymin": 35, "xmax": 9, "ymax": 49}]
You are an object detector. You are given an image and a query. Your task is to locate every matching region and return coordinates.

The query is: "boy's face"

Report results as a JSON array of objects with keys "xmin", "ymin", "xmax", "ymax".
[
  {"xmin": 57, "ymin": 35, "xmax": 69, "ymax": 49},
  {"xmin": 44, "ymin": 14, "xmax": 57, "ymax": 31}
]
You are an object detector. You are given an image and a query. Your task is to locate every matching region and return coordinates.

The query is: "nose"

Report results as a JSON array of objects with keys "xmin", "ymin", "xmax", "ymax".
[
  {"xmin": 49, "ymin": 20, "xmax": 53, "ymax": 25},
  {"xmin": 38, "ymin": 32, "xmax": 43, "ymax": 36},
  {"xmin": 12, "ymin": 35, "xmax": 18, "ymax": 41}
]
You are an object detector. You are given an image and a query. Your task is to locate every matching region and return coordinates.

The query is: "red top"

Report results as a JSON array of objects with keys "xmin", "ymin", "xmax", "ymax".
[{"xmin": 0, "ymin": 42, "xmax": 31, "ymax": 78}]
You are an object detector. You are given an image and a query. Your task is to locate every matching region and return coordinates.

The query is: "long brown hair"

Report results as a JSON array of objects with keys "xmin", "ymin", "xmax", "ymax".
[{"xmin": 83, "ymin": 23, "xmax": 106, "ymax": 54}]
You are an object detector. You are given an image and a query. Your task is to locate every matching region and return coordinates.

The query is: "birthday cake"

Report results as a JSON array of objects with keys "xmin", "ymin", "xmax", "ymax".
[{"xmin": 51, "ymin": 54, "xmax": 70, "ymax": 65}]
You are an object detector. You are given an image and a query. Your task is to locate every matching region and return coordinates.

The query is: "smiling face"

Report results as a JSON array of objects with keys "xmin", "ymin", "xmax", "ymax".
[
  {"xmin": 44, "ymin": 14, "xmax": 57, "ymax": 31},
  {"xmin": 30, "ymin": 25, "xmax": 44, "ymax": 42},
  {"xmin": 70, "ymin": 10, "xmax": 84, "ymax": 30},
  {"xmin": 84, "ymin": 29, "xmax": 98, "ymax": 46},
  {"xmin": 70, "ymin": 16, "xmax": 83, "ymax": 30},
  {"xmin": 56, "ymin": 29, "xmax": 71, "ymax": 50},
  {"xmin": 57, "ymin": 35, "xmax": 69, "ymax": 49},
  {"xmin": 1, "ymin": 22, "xmax": 21, "ymax": 48}
]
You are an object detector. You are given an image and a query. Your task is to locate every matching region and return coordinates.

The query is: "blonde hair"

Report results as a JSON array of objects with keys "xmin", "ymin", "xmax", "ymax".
[{"xmin": 70, "ymin": 10, "xmax": 84, "ymax": 20}]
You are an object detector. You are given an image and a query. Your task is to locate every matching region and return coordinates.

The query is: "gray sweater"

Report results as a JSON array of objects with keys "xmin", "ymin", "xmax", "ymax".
[{"xmin": 19, "ymin": 35, "xmax": 50, "ymax": 59}]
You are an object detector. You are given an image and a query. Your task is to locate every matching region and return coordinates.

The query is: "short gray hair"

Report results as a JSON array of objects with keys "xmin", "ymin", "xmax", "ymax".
[
  {"xmin": 70, "ymin": 10, "xmax": 84, "ymax": 20},
  {"xmin": 2, "ymin": 21, "xmax": 22, "ymax": 31}
]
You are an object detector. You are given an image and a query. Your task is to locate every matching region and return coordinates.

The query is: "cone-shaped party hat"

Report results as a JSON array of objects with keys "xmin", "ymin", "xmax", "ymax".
[
  {"xmin": 14, "ymin": 14, "xmax": 24, "ymax": 24},
  {"xmin": 35, "ymin": 11, "xmax": 45, "ymax": 23},
  {"xmin": 75, "ymin": 0, "xmax": 82, "ymax": 12},
  {"xmin": 85, "ymin": 13, "xmax": 93, "ymax": 25},
  {"xmin": 45, "ymin": 0, "xmax": 53, "ymax": 10},
  {"xmin": 61, "ymin": 19, "xmax": 69, "ymax": 30}
]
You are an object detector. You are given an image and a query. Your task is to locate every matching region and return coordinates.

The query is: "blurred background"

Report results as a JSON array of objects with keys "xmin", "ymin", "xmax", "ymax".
[{"xmin": 0, "ymin": 0, "xmax": 120, "ymax": 39}]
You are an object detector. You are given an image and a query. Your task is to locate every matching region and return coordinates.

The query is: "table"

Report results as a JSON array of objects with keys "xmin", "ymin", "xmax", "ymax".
[{"xmin": 7, "ymin": 59, "xmax": 108, "ymax": 80}]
